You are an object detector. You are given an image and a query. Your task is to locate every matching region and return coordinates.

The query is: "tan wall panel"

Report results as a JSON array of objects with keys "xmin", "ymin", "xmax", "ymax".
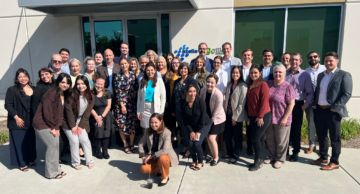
[{"xmin": 234, "ymin": 0, "xmax": 345, "ymax": 8}]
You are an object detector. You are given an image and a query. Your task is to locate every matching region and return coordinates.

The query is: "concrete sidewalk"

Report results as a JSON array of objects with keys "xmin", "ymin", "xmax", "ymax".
[{"xmin": 0, "ymin": 135, "xmax": 359, "ymax": 194}]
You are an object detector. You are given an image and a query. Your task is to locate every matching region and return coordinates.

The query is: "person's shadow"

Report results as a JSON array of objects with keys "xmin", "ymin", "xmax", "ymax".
[{"xmin": 109, "ymin": 160, "xmax": 149, "ymax": 181}]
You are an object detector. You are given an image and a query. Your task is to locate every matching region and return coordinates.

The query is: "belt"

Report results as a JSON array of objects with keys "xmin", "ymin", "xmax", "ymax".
[{"xmin": 318, "ymin": 104, "xmax": 331, "ymax": 109}]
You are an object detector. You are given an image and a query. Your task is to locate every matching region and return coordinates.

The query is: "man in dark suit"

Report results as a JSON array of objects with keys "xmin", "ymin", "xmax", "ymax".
[
  {"xmin": 96, "ymin": 49, "xmax": 121, "ymax": 147},
  {"xmin": 310, "ymin": 52, "xmax": 353, "ymax": 170},
  {"xmin": 261, "ymin": 49, "xmax": 275, "ymax": 81},
  {"xmin": 190, "ymin": 43, "xmax": 213, "ymax": 72},
  {"xmin": 113, "ymin": 42, "xmax": 131, "ymax": 64}
]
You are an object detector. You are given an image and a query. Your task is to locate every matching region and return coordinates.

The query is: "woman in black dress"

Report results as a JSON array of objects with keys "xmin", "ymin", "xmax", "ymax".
[
  {"xmin": 5, "ymin": 68, "xmax": 37, "ymax": 171},
  {"xmin": 91, "ymin": 76, "xmax": 114, "ymax": 159}
]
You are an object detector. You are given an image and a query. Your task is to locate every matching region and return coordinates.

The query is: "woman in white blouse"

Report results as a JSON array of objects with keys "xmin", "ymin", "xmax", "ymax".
[{"xmin": 212, "ymin": 56, "xmax": 228, "ymax": 95}]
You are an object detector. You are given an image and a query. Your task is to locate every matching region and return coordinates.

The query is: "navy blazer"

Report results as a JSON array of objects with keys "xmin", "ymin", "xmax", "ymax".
[
  {"xmin": 190, "ymin": 56, "xmax": 214, "ymax": 73},
  {"xmin": 5, "ymin": 86, "xmax": 35, "ymax": 130},
  {"xmin": 171, "ymin": 76, "xmax": 198, "ymax": 113},
  {"xmin": 312, "ymin": 68, "xmax": 352, "ymax": 117}
]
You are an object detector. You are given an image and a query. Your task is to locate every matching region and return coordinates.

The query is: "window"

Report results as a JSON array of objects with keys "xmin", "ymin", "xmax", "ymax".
[
  {"xmin": 161, "ymin": 14, "xmax": 170, "ymax": 57},
  {"xmin": 82, "ymin": 17, "xmax": 92, "ymax": 57},
  {"xmin": 235, "ymin": 6, "xmax": 342, "ymax": 69}
]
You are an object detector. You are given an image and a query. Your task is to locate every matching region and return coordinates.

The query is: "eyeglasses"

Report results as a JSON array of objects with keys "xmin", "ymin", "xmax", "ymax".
[
  {"xmin": 308, "ymin": 56, "xmax": 318, "ymax": 59},
  {"xmin": 52, "ymin": 60, "xmax": 61, "ymax": 64}
]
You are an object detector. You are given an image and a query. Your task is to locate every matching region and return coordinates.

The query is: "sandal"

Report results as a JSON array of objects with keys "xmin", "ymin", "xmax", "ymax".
[
  {"xmin": 61, "ymin": 172, "xmax": 66, "ymax": 176},
  {"xmin": 53, "ymin": 174, "xmax": 63, "ymax": 179},
  {"xmin": 193, "ymin": 163, "xmax": 204, "ymax": 171},
  {"xmin": 189, "ymin": 163, "xmax": 197, "ymax": 170},
  {"xmin": 20, "ymin": 166, "xmax": 29, "ymax": 172},
  {"xmin": 88, "ymin": 163, "xmax": 95, "ymax": 169},
  {"xmin": 28, "ymin": 162, "xmax": 36, "ymax": 168},
  {"xmin": 124, "ymin": 146, "xmax": 132, "ymax": 154},
  {"xmin": 75, "ymin": 165, "xmax": 82, "ymax": 170},
  {"xmin": 130, "ymin": 145, "xmax": 137, "ymax": 153}
]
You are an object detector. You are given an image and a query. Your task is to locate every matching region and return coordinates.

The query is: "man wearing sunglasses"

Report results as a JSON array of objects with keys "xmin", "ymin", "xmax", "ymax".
[
  {"xmin": 49, "ymin": 54, "xmax": 68, "ymax": 79},
  {"xmin": 304, "ymin": 52, "xmax": 326, "ymax": 154}
]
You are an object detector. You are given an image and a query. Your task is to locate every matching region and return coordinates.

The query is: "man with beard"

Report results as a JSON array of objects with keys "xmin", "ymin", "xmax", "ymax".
[
  {"xmin": 304, "ymin": 51, "xmax": 326, "ymax": 154},
  {"xmin": 261, "ymin": 49, "xmax": 275, "ymax": 81},
  {"xmin": 190, "ymin": 43, "xmax": 213, "ymax": 72}
]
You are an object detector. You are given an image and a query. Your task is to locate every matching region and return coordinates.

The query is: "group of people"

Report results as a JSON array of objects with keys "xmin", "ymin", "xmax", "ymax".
[{"xmin": 4, "ymin": 41, "xmax": 352, "ymax": 186}]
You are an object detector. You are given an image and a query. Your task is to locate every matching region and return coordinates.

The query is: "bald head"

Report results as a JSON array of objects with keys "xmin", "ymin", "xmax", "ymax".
[
  {"xmin": 104, "ymin": 49, "xmax": 114, "ymax": 65},
  {"xmin": 51, "ymin": 54, "xmax": 62, "ymax": 72}
]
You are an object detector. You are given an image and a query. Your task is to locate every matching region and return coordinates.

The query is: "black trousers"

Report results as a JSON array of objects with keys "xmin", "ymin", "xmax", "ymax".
[
  {"xmin": 188, "ymin": 124, "xmax": 211, "ymax": 164},
  {"xmin": 164, "ymin": 107, "xmax": 179, "ymax": 139},
  {"xmin": 224, "ymin": 114, "xmax": 243, "ymax": 159},
  {"xmin": 59, "ymin": 127, "xmax": 69, "ymax": 157},
  {"xmin": 314, "ymin": 106, "xmax": 342, "ymax": 164},
  {"xmin": 94, "ymin": 138, "xmax": 110, "ymax": 149},
  {"xmin": 246, "ymin": 124, "xmax": 252, "ymax": 150},
  {"xmin": 290, "ymin": 100, "xmax": 304, "ymax": 154},
  {"xmin": 175, "ymin": 104, "xmax": 189, "ymax": 147},
  {"xmin": 250, "ymin": 112, "xmax": 271, "ymax": 161}
]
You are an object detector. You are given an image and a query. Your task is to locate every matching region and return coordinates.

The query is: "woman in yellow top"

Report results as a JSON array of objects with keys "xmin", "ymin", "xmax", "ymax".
[{"xmin": 164, "ymin": 57, "xmax": 181, "ymax": 148}]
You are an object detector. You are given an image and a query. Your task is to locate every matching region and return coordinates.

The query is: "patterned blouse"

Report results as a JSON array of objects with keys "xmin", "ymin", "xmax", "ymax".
[{"xmin": 267, "ymin": 80, "xmax": 295, "ymax": 126}]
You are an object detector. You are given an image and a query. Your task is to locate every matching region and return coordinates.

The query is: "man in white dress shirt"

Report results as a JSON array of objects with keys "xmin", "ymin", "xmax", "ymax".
[
  {"xmin": 221, "ymin": 42, "xmax": 242, "ymax": 79},
  {"xmin": 241, "ymin": 49, "xmax": 253, "ymax": 83},
  {"xmin": 304, "ymin": 51, "xmax": 326, "ymax": 154}
]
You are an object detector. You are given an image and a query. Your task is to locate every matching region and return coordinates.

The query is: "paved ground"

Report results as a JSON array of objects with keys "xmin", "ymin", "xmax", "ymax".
[{"xmin": 0, "ymin": 133, "xmax": 359, "ymax": 194}]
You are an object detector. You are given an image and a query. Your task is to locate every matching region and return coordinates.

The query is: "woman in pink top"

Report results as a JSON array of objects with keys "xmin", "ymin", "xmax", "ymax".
[
  {"xmin": 199, "ymin": 74, "xmax": 226, "ymax": 166},
  {"xmin": 265, "ymin": 65, "xmax": 295, "ymax": 169}
]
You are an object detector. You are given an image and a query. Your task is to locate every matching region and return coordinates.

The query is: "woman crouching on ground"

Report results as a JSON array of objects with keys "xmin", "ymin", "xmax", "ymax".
[{"xmin": 139, "ymin": 113, "xmax": 179, "ymax": 187}]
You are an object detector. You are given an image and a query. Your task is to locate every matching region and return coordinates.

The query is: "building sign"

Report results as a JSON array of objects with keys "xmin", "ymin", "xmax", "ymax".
[{"xmin": 174, "ymin": 44, "xmax": 223, "ymax": 61}]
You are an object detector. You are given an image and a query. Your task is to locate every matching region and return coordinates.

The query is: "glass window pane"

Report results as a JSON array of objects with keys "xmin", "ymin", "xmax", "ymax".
[
  {"xmin": 94, "ymin": 20, "xmax": 123, "ymax": 57},
  {"xmin": 235, "ymin": 9, "xmax": 285, "ymax": 64},
  {"xmin": 82, "ymin": 17, "xmax": 92, "ymax": 57},
  {"xmin": 161, "ymin": 14, "xmax": 170, "ymax": 58},
  {"xmin": 286, "ymin": 6, "xmax": 341, "ymax": 69},
  {"xmin": 128, "ymin": 19, "xmax": 157, "ymax": 59}
]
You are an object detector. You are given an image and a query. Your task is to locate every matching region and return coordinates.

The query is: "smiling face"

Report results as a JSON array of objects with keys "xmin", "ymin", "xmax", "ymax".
[
  {"xmin": 104, "ymin": 49, "xmax": 114, "ymax": 64},
  {"xmin": 95, "ymin": 78, "xmax": 105, "ymax": 93},
  {"xmin": 273, "ymin": 67, "xmax": 285, "ymax": 82},
  {"xmin": 51, "ymin": 54, "xmax": 62, "ymax": 71},
  {"xmin": 86, "ymin": 60, "xmax": 96, "ymax": 72},
  {"xmin": 281, "ymin": 53, "xmax": 290, "ymax": 67},
  {"xmin": 172, "ymin": 59, "xmax": 180, "ymax": 73},
  {"xmin": 324, "ymin": 56, "xmax": 339, "ymax": 72},
  {"xmin": 120, "ymin": 59, "xmax": 129, "ymax": 72},
  {"xmin": 40, "ymin": 70, "xmax": 53, "ymax": 83},
  {"xmin": 70, "ymin": 62, "xmax": 80, "ymax": 75},
  {"xmin": 250, "ymin": 67, "xmax": 261, "ymax": 81},
  {"xmin": 76, "ymin": 79, "xmax": 87, "ymax": 93},
  {"xmin": 59, "ymin": 77, "xmax": 70, "ymax": 92},
  {"xmin": 179, "ymin": 66, "xmax": 188, "ymax": 77},
  {"xmin": 120, "ymin": 43, "xmax": 129, "ymax": 56},
  {"xmin": 166, "ymin": 55, "xmax": 173, "ymax": 65},
  {"xmin": 130, "ymin": 60, "xmax": 138, "ymax": 72},
  {"xmin": 222, "ymin": 44, "xmax": 232, "ymax": 57},
  {"xmin": 308, "ymin": 52, "xmax": 320, "ymax": 67},
  {"xmin": 60, "ymin": 51, "xmax": 69, "ymax": 62},
  {"xmin": 213, "ymin": 58, "xmax": 222, "ymax": 71},
  {"xmin": 94, "ymin": 53, "xmax": 103, "ymax": 66},
  {"xmin": 195, "ymin": 58, "xmax": 204, "ymax": 71},
  {"xmin": 18, "ymin": 72, "xmax": 29, "ymax": 86},
  {"xmin": 242, "ymin": 51, "xmax": 253, "ymax": 65},
  {"xmin": 146, "ymin": 66, "xmax": 155, "ymax": 79},
  {"xmin": 187, "ymin": 86, "xmax": 197, "ymax": 101},
  {"xmin": 140, "ymin": 57, "xmax": 149, "ymax": 70},
  {"xmin": 263, "ymin": 52, "xmax": 273, "ymax": 65},
  {"xmin": 157, "ymin": 58, "xmax": 165, "ymax": 71},
  {"xmin": 206, "ymin": 77, "xmax": 217, "ymax": 91},
  {"xmin": 198, "ymin": 44, "xmax": 207, "ymax": 57},
  {"xmin": 231, "ymin": 68, "xmax": 241, "ymax": 82},
  {"xmin": 290, "ymin": 54, "xmax": 302, "ymax": 71},
  {"xmin": 150, "ymin": 117, "xmax": 162, "ymax": 132},
  {"xmin": 147, "ymin": 52, "xmax": 155, "ymax": 62}
]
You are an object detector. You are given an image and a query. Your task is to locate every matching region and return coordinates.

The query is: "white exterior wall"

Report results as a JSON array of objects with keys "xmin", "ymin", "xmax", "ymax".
[
  {"xmin": 0, "ymin": 0, "xmax": 83, "ymax": 116},
  {"xmin": 339, "ymin": 0, "xmax": 360, "ymax": 119}
]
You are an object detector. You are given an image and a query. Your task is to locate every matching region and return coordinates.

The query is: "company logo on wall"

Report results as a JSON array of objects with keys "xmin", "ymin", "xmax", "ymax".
[{"xmin": 174, "ymin": 45, "xmax": 223, "ymax": 61}]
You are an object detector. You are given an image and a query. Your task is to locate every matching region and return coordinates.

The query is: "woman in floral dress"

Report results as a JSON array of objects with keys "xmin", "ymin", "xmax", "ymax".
[{"xmin": 114, "ymin": 57, "xmax": 139, "ymax": 154}]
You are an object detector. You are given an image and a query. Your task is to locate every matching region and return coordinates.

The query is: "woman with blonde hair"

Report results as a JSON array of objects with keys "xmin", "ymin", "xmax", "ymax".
[
  {"xmin": 69, "ymin": 58, "xmax": 83, "ymax": 88},
  {"xmin": 191, "ymin": 56, "xmax": 210, "ymax": 92},
  {"xmin": 156, "ymin": 56, "xmax": 167, "ymax": 80},
  {"xmin": 129, "ymin": 57, "xmax": 141, "ymax": 77},
  {"xmin": 145, "ymin": 50, "xmax": 158, "ymax": 64}
]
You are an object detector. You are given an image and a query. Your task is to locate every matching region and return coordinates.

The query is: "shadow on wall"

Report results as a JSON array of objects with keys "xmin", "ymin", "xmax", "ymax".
[{"xmin": 0, "ymin": 9, "xmax": 83, "ymax": 106}]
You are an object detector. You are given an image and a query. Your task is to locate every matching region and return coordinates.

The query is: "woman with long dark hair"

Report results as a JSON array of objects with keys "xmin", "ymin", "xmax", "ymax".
[
  {"xmin": 114, "ymin": 57, "xmax": 139, "ymax": 154},
  {"xmin": 166, "ymin": 53, "xmax": 174, "ymax": 70},
  {"xmin": 31, "ymin": 67, "xmax": 55, "ymax": 116},
  {"xmin": 171, "ymin": 62, "xmax": 198, "ymax": 158},
  {"xmin": 33, "ymin": 73, "xmax": 72, "ymax": 179},
  {"xmin": 247, "ymin": 64, "xmax": 271, "ymax": 171},
  {"xmin": 62, "ymin": 75, "xmax": 95, "ymax": 170},
  {"xmin": 222, "ymin": 66, "xmax": 248, "ymax": 164},
  {"xmin": 137, "ymin": 62, "xmax": 166, "ymax": 134},
  {"xmin": 5, "ymin": 68, "xmax": 37, "ymax": 171},
  {"xmin": 90, "ymin": 76, "xmax": 114, "ymax": 159},
  {"xmin": 139, "ymin": 113, "xmax": 179, "ymax": 186}
]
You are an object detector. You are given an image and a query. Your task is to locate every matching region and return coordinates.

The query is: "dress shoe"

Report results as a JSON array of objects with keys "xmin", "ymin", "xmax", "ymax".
[
  {"xmin": 289, "ymin": 153, "xmax": 298, "ymax": 162},
  {"xmin": 305, "ymin": 146, "xmax": 316, "ymax": 154},
  {"xmin": 102, "ymin": 148, "xmax": 110, "ymax": 159},
  {"xmin": 158, "ymin": 177, "xmax": 169, "ymax": 187},
  {"xmin": 321, "ymin": 163, "xmax": 339, "ymax": 170},
  {"xmin": 249, "ymin": 159, "xmax": 264, "ymax": 171},
  {"xmin": 310, "ymin": 158, "xmax": 328, "ymax": 165},
  {"xmin": 274, "ymin": 161, "xmax": 282, "ymax": 169},
  {"xmin": 59, "ymin": 159, "xmax": 68, "ymax": 164},
  {"xmin": 95, "ymin": 148, "xmax": 103, "ymax": 159}
]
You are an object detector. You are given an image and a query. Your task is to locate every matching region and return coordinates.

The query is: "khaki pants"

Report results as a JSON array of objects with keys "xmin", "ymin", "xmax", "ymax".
[
  {"xmin": 265, "ymin": 124, "xmax": 291, "ymax": 163},
  {"xmin": 140, "ymin": 155, "xmax": 171, "ymax": 180}
]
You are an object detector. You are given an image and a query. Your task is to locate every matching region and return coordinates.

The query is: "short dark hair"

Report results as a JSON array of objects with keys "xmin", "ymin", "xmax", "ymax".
[
  {"xmin": 198, "ymin": 42, "xmax": 208, "ymax": 49},
  {"xmin": 120, "ymin": 42, "xmax": 129, "ymax": 48},
  {"xmin": 222, "ymin": 42, "xmax": 232, "ymax": 49},
  {"xmin": 263, "ymin": 49, "xmax": 273, "ymax": 56},
  {"xmin": 214, "ymin": 56, "xmax": 223, "ymax": 64},
  {"xmin": 248, "ymin": 64, "xmax": 265, "ymax": 84},
  {"xmin": 307, "ymin": 51, "xmax": 319, "ymax": 59},
  {"xmin": 282, "ymin": 52, "xmax": 291, "ymax": 57},
  {"xmin": 291, "ymin": 52, "xmax": 303, "ymax": 61},
  {"xmin": 167, "ymin": 53, "xmax": 175, "ymax": 59},
  {"xmin": 325, "ymin": 52, "xmax": 338, "ymax": 60},
  {"xmin": 59, "ymin": 48, "xmax": 70, "ymax": 55},
  {"xmin": 37, "ymin": 67, "xmax": 55, "ymax": 85},
  {"xmin": 178, "ymin": 62, "xmax": 190, "ymax": 76},
  {"xmin": 94, "ymin": 52, "xmax": 103, "ymax": 58},
  {"xmin": 206, "ymin": 74, "xmax": 219, "ymax": 84},
  {"xmin": 242, "ymin": 49, "xmax": 253, "ymax": 56}
]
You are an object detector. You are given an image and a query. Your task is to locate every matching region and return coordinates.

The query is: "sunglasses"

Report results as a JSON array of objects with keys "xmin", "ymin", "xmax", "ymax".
[
  {"xmin": 308, "ymin": 56, "xmax": 318, "ymax": 59},
  {"xmin": 52, "ymin": 60, "xmax": 62, "ymax": 63}
]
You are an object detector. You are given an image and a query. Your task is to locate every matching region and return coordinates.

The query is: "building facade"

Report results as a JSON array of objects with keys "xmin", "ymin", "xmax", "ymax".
[{"xmin": 0, "ymin": 0, "xmax": 359, "ymax": 118}]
